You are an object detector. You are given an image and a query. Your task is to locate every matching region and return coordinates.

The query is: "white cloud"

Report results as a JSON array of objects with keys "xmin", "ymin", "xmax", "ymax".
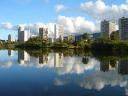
[
  {"xmin": 80, "ymin": 0, "xmax": 128, "ymax": 21},
  {"xmin": 0, "ymin": 22, "xmax": 14, "ymax": 30},
  {"xmin": 0, "ymin": 15, "xmax": 100, "ymax": 37},
  {"xmin": 57, "ymin": 16, "xmax": 99, "ymax": 35},
  {"xmin": 55, "ymin": 4, "xmax": 66, "ymax": 12}
]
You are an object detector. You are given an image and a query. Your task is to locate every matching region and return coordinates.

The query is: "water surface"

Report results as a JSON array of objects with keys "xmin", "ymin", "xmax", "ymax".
[{"xmin": 0, "ymin": 50, "xmax": 127, "ymax": 96}]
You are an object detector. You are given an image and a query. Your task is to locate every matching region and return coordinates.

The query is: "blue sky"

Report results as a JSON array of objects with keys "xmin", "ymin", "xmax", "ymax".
[{"xmin": 0, "ymin": 0, "xmax": 127, "ymax": 40}]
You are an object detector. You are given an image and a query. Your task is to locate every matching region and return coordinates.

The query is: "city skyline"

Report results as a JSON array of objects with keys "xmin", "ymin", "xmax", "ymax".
[{"xmin": 0, "ymin": 0, "xmax": 128, "ymax": 40}]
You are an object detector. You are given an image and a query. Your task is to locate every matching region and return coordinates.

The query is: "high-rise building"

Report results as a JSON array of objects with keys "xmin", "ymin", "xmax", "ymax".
[
  {"xmin": 101, "ymin": 20, "xmax": 116, "ymax": 39},
  {"xmin": 54, "ymin": 24, "xmax": 64, "ymax": 41},
  {"xmin": 39, "ymin": 27, "xmax": 48, "ymax": 40},
  {"xmin": 8, "ymin": 34, "xmax": 11, "ymax": 42},
  {"xmin": 18, "ymin": 27, "xmax": 30, "ymax": 43},
  {"xmin": 119, "ymin": 17, "xmax": 128, "ymax": 40}
]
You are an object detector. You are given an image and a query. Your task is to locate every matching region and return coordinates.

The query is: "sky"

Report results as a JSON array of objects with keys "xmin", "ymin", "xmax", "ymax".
[{"xmin": 0, "ymin": 0, "xmax": 128, "ymax": 40}]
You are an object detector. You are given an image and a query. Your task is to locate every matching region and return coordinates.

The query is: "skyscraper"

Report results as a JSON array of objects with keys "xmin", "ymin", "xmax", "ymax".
[
  {"xmin": 18, "ymin": 27, "xmax": 30, "ymax": 43},
  {"xmin": 8, "ymin": 34, "xmax": 11, "ymax": 42},
  {"xmin": 54, "ymin": 24, "xmax": 64, "ymax": 41},
  {"xmin": 39, "ymin": 27, "xmax": 48, "ymax": 40},
  {"xmin": 101, "ymin": 20, "xmax": 116, "ymax": 39},
  {"xmin": 119, "ymin": 17, "xmax": 128, "ymax": 40}
]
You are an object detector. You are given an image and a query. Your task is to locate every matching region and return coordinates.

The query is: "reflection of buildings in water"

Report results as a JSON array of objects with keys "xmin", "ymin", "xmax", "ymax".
[
  {"xmin": 39, "ymin": 54, "xmax": 48, "ymax": 64},
  {"xmin": 8, "ymin": 50, "xmax": 11, "ymax": 56},
  {"xmin": 100, "ymin": 59, "xmax": 118, "ymax": 72},
  {"xmin": 118, "ymin": 59, "xmax": 128, "ymax": 75},
  {"xmin": 100, "ymin": 60, "xmax": 109, "ymax": 72},
  {"xmin": 54, "ymin": 53, "xmax": 64, "ymax": 68},
  {"xmin": 18, "ymin": 50, "xmax": 30, "ymax": 64}
]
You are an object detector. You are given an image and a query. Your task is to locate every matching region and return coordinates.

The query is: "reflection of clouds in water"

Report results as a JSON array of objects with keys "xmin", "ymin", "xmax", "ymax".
[
  {"xmin": 0, "ymin": 50, "xmax": 17, "ymax": 68},
  {"xmin": 0, "ymin": 60, "xmax": 13, "ymax": 68},
  {"xmin": 57, "ymin": 57, "xmax": 100, "ymax": 75},
  {"xmin": 0, "ymin": 51, "xmax": 100, "ymax": 74},
  {"xmin": 1, "ymin": 50, "xmax": 128, "ymax": 95},
  {"xmin": 54, "ymin": 70, "xmax": 128, "ymax": 95},
  {"xmin": 54, "ymin": 78, "xmax": 68, "ymax": 86},
  {"xmin": 79, "ymin": 71, "xmax": 127, "ymax": 91}
]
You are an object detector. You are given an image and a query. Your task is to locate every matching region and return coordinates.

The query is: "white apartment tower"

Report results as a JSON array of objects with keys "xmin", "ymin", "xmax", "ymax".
[
  {"xmin": 101, "ymin": 20, "xmax": 116, "ymax": 39},
  {"xmin": 18, "ymin": 27, "xmax": 30, "ymax": 43},
  {"xmin": 119, "ymin": 17, "xmax": 128, "ymax": 40},
  {"xmin": 54, "ymin": 24, "xmax": 64, "ymax": 41}
]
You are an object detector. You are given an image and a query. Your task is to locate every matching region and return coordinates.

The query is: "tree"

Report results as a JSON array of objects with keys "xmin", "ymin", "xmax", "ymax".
[
  {"xmin": 83, "ymin": 33, "xmax": 90, "ymax": 40},
  {"xmin": 110, "ymin": 31, "xmax": 119, "ymax": 40}
]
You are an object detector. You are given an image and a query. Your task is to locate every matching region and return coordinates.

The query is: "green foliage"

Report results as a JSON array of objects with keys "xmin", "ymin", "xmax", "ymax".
[
  {"xmin": 110, "ymin": 31, "xmax": 119, "ymax": 40},
  {"xmin": 92, "ymin": 38, "xmax": 128, "ymax": 55},
  {"xmin": 83, "ymin": 33, "xmax": 90, "ymax": 40}
]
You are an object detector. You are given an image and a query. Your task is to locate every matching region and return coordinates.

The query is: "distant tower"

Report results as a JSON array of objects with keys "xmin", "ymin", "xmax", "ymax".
[
  {"xmin": 54, "ymin": 24, "xmax": 64, "ymax": 42},
  {"xmin": 8, "ymin": 34, "xmax": 11, "ymax": 42},
  {"xmin": 101, "ymin": 20, "xmax": 116, "ymax": 39},
  {"xmin": 119, "ymin": 17, "xmax": 128, "ymax": 40}
]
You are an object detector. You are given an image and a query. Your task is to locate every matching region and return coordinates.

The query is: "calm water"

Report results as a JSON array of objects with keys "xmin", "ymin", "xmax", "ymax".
[{"xmin": 0, "ymin": 50, "xmax": 127, "ymax": 96}]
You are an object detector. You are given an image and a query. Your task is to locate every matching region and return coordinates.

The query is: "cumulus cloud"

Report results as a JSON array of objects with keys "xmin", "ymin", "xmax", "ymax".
[
  {"xmin": 0, "ymin": 22, "xmax": 15, "ymax": 30},
  {"xmin": 57, "ymin": 16, "xmax": 99, "ymax": 35},
  {"xmin": 0, "ymin": 15, "xmax": 100, "ymax": 37},
  {"xmin": 55, "ymin": 4, "xmax": 66, "ymax": 12},
  {"xmin": 80, "ymin": 0, "xmax": 128, "ymax": 21}
]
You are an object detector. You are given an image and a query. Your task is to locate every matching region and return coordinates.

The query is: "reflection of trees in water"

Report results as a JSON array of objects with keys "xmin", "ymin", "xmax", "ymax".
[
  {"xmin": 26, "ymin": 48, "xmax": 51, "ymax": 57},
  {"xmin": 82, "ymin": 56, "xmax": 89, "ymax": 64},
  {"xmin": 26, "ymin": 48, "xmax": 91, "ymax": 57},
  {"xmin": 20, "ymin": 48, "xmax": 128, "ymax": 75},
  {"xmin": 96, "ymin": 56, "xmax": 128, "ymax": 75}
]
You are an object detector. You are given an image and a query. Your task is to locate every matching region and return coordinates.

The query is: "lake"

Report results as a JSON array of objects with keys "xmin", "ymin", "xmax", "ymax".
[{"xmin": 0, "ymin": 49, "xmax": 127, "ymax": 96}]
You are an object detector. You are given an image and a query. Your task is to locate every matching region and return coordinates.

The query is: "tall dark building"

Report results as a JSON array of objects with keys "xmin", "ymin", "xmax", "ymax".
[{"xmin": 119, "ymin": 17, "xmax": 128, "ymax": 40}]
